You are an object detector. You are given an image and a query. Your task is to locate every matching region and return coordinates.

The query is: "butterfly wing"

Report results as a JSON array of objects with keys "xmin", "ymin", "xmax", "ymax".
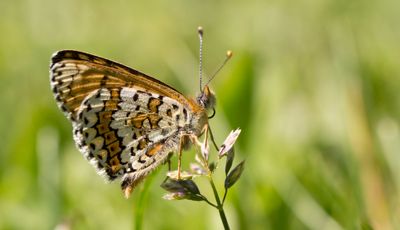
[
  {"xmin": 50, "ymin": 50, "xmax": 193, "ymax": 121},
  {"xmin": 50, "ymin": 50, "xmax": 206, "ymax": 196},
  {"xmin": 73, "ymin": 87, "xmax": 186, "ymax": 195}
]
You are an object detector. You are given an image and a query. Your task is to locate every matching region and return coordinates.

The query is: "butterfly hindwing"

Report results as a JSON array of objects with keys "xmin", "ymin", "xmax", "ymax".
[{"xmin": 72, "ymin": 86, "xmax": 193, "ymax": 181}]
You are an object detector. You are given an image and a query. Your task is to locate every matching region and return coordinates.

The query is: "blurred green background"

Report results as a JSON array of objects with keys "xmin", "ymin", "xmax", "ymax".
[{"xmin": 1, "ymin": 0, "xmax": 400, "ymax": 229}]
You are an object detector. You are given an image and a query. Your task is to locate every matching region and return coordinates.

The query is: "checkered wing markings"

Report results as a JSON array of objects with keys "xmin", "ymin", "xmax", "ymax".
[
  {"xmin": 50, "ymin": 50, "xmax": 201, "ymax": 193},
  {"xmin": 72, "ymin": 87, "xmax": 189, "ymax": 183},
  {"xmin": 50, "ymin": 50, "xmax": 185, "ymax": 121}
]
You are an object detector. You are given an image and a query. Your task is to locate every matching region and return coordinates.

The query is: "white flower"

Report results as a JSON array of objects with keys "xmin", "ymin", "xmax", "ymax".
[
  {"xmin": 219, "ymin": 128, "xmax": 241, "ymax": 157},
  {"xmin": 190, "ymin": 163, "xmax": 207, "ymax": 175},
  {"xmin": 201, "ymin": 139, "xmax": 209, "ymax": 161}
]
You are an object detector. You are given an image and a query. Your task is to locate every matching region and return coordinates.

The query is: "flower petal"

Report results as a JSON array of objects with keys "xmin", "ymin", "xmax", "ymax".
[
  {"xmin": 219, "ymin": 128, "xmax": 241, "ymax": 157},
  {"xmin": 190, "ymin": 163, "xmax": 207, "ymax": 175}
]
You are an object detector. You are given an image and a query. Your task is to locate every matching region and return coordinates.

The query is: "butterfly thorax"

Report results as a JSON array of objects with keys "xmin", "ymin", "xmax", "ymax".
[{"xmin": 186, "ymin": 99, "xmax": 209, "ymax": 137}]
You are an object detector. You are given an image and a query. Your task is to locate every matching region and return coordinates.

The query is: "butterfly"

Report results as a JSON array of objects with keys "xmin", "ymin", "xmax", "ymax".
[{"xmin": 49, "ymin": 44, "xmax": 230, "ymax": 197}]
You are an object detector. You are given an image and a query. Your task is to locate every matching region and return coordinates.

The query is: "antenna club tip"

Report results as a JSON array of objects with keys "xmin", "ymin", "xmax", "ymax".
[
  {"xmin": 197, "ymin": 26, "xmax": 204, "ymax": 35},
  {"xmin": 226, "ymin": 50, "xmax": 233, "ymax": 58}
]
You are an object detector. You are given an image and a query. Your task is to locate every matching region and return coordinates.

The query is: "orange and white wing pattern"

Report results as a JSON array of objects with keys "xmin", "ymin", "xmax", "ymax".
[{"xmin": 50, "ymin": 50, "xmax": 208, "ymax": 197}]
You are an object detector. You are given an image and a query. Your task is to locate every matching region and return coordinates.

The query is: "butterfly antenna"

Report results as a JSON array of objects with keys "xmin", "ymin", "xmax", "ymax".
[
  {"xmin": 198, "ymin": 26, "xmax": 204, "ymax": 92},
  {"xmin": 205, "ymin": 50, "xmax": 233, "ymax": 86}
]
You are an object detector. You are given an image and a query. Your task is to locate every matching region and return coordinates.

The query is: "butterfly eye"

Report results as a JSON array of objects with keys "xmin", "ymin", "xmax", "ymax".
[{"xmin": 197, "ymin": 85, "xmax": 216, "ymax": 110}]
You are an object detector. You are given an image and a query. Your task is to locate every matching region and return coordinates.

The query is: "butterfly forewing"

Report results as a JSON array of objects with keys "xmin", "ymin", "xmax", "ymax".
[
  {"xmin": 50, "ymin": 50, "xmax": 208, "ymax": 196},
  {"xmin": 50, "ymin": 50, "xmax": 193, "ymax": 121}
]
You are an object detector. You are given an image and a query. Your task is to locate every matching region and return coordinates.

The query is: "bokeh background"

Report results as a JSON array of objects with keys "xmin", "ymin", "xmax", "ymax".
[{"xmin": 1, "ymin": 0, "xmax": 400, "ymax": 229}]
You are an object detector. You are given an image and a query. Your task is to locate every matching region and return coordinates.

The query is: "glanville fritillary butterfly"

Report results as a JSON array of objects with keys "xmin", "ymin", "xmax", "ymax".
[{"xmin": 50, "ymin": 27, "xmax": 232, "ymax": 198}]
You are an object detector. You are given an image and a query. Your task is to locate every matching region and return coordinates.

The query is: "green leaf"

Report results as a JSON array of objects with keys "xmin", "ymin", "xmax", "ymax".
[
  {"xmin": 160, "ymin": 178, "xmax": 186, "ymax": 193},
  {"xmin": 179, "ymin": 179, "xmax": 201, "ymax": 195},
  {"xmin": 225, "ymin": 147, "xmax": 235, "ymax": 175},
  {"xmin": 187, "ymin": 194, "xmax": 205, "ymax": 201},
  {"xmin": 225, "ymin": 160, "xmax": 245, "ymax": 189},
  {"xmin": 160, "ymin": 178, "xmax": 203, "ymax": 201}
]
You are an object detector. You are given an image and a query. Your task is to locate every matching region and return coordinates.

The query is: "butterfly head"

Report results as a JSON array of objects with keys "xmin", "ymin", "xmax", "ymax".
[
  {"xmin": 197, "ymin": 85, "xmax": 216, "ymax": 111},
  {"xmin": 195, "ymin": 27, "xmax": 231, "ymax": 118}
]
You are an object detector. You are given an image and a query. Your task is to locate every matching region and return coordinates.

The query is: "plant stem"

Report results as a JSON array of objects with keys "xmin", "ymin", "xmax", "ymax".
[
  {"xmin": 222, "ymin": 188, "xmax": 228, "ymax": 205},
  {"xmin": 209, "ymin": 178, "xmax": 230, "ymax": 230},
  {"xmin": 201, "ymin": 195, "xmax": 218, "ymax": 208}
]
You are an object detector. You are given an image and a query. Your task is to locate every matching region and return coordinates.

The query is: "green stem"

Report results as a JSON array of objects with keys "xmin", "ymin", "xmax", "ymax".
[
  {"xmin": 209, "ymin": 179, "xmax": 230, "ymax": 230},
  {"xmin": 222, "ymin": 188, "xmax": 228, "ymax": 205},
  {"xmin": 201, "ymin": 195, "xmax": 218, "ymax": 208}
]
